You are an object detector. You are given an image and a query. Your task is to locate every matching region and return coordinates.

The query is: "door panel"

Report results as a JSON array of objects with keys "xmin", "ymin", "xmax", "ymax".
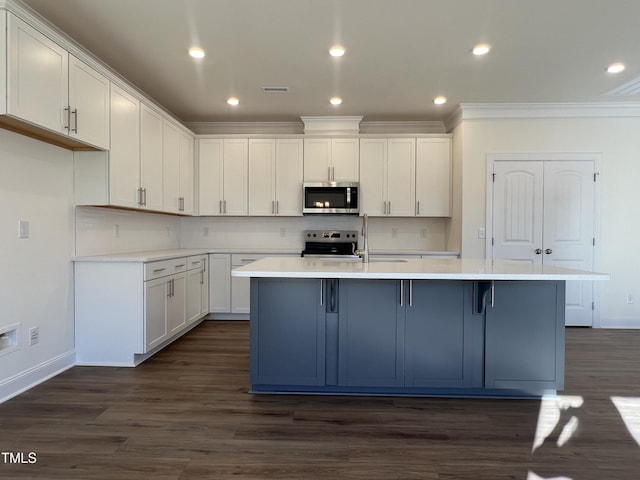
[
  {"xmin": 543, "ymin": 161, "xmax": 595, "ymax": 326},
  {"xmin": 492, "ymin": 162, "xmax": 544, "ymax": 265}
]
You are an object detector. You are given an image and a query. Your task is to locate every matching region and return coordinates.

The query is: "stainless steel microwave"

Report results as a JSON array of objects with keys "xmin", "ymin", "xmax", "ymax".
[{"xmin": 303, "ymin": 182, "xmax": 359, "ymax": 215}]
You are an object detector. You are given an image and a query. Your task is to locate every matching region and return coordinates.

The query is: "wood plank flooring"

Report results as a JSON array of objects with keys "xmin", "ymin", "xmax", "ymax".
[{"xmin": 1, "ymin": 321, "xmax": 639, "ymax": 479}]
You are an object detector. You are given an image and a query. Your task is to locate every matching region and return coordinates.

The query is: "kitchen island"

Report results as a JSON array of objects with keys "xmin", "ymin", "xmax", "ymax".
[{"xmin": 232, "ymin": 257, "xmax": 608, "ymax": 398}]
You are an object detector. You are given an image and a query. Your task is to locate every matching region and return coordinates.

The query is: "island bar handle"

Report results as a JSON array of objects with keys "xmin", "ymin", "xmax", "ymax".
[
  {"xmin": 319, "ymin": 280, "xmax": 324, "ymax": 305},
  {"xmin": 409, "ymin": 280, "xmax": 413, "ymax": 307},
  {"xmin": 490, "ymin": 280, "xmax": 495, "ymax": 307},
  {"xmin": 400, "ymin": 280, "xmax": 404, "ymax": 306}
]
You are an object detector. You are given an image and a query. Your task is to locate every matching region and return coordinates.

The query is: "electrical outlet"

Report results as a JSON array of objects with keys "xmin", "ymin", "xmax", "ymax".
[
  {"xmin": 478, "ymin": 227, "xmax": 486, "ymax": 239},
  {"xmin": 28, "ymin": 326, "xmax": 39, "ymax": 346},
  {"xmin": 113, "ymin": 224, "xmax": 120, "ymax": 238},
  {"xmin": 626, "ymin": 293, "xmax": 634, "ymax": 304},
  {"xmin": 420, "ymin": 228, "xmax": 427, "ymax": 238},
  {"xmin": 203, "ymin": 227, "xmax": 209, "ymax": 237},
  {"xmin": 280, "ymin": 228, "xmax": 287, "ymax": 237},
  {"xmin": 391, "ymin": 228, "xmax": 398, "ymax": 238},
  {"xmin": 167, "ymin": 227, "xmax": 172, "ymax": 237}
]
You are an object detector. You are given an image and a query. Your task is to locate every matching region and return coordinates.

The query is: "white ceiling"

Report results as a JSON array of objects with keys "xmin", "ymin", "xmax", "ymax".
[{"xmin": 19, "ymin": 0, "xmax": 640, "ymax": 124}]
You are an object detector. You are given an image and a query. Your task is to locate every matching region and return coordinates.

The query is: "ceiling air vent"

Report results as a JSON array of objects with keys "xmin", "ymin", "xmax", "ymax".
[
  {"xmin": 262, "ymin": 87, "xmax": 289, "ymax": 93},
  {"xmin": 604, "ymin": 75, "xmax": 640, "ymax": 96}
]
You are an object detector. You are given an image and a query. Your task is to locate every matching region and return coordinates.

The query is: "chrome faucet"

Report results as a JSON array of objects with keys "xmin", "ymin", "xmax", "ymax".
[{"xmin": 354, "ymin": 213, "xmax": 369, "ymax": 263}]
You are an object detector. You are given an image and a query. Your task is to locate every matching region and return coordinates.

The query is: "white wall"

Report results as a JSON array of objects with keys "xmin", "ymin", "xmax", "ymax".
[
  {"xmin": 459, "ymin": 116, "xmax": 640, "ymax": 327},
  {"xmin": 0, "ymin": 130, "xmax": 75, "ymax": 402},
  {"xmin": 75, "ymin": 206, "xmax": 181, "ymax": 256},
  {"xmin": 180, "ymin": 215, "xmax": 451, "ymax": 253}
]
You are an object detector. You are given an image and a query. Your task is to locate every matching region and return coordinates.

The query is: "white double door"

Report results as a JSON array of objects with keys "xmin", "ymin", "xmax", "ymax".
[{"xmin": 491, "ymin": 160, "xmax": 596, "ymax": 326}]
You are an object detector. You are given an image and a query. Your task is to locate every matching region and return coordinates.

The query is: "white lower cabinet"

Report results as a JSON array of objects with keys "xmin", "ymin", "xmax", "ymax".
[{"xmin": 75, "ymin": 255, "xmax": 206, "ymax": 366}]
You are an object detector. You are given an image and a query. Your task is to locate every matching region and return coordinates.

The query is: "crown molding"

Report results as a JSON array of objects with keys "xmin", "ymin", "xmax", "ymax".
[
  {"xmin": 360, "ymin": 121, "xmax": 445, "ymax": 134},
  {"xmin": 459, "ymin": 102, "xmax": 640, "ymax": 120},
  {"xmin": 185, "ymin": 121, "xmax": 303, "ymax": 135}
]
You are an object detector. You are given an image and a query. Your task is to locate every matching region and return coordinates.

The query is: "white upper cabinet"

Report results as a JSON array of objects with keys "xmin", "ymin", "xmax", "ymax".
[
  {"xmin": 162, "ymin": 120, "xmax": 181, "ymax": 213},
  {"xmin": 109, "ymin": 84, "xmax": 140, "ymax": 209},
  {"xmin": 5, "ymin": 13, "xmax": 109, "ymax": 150},
  {"xmin": 360, "ymin": 138, "xmax": 415, "ymax": 217},
  {"xmin": 199, "ymin": 138, "xmax": 248, "ymax": 216},
  {"xmin": 139, "ymin": 103, "xmax": 164, "ymax": 211},
  {"xmin": 249, "ymin": 138, "xmax": 303, "ymax": 216},
  {"xmin": 415, "ymin": 137, "xmax": 452, "ymax": 217},
  {"xmin": 303, "ymin": 138, "xmax": 359, "ymax": 182},
  {"xmin": 179, "ymin": 131, "xmax": 194, "ymax": 215}
]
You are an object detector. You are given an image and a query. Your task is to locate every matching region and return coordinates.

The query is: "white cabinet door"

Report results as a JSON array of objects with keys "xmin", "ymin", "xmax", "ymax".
[
  {"xmin": 68, "ymin": 55, "xmax": 109, "ymax": 149},
  {"xmin": 275, "ymin": 139, "xmax": 303, "ymax": 216},
  {"xmin": 303, "ymin": 138, "xmax": 332, "ymax": 181},
  {"xmin": 231, "ymin": 275, "xmax": 250, "ymax": 314},
  {"xmin": 109, "ymin": 84, "xmax": 140, "ymax": 208},
  {"xmin": 332, "ymin": 138, "xmax": 360, "ymax": 182},
  {"xmin": 179, "ymin": 131, "xmax": 194, "ymax": 214},
  {"xmin": 163, "ymin": 120, "xmax": 181, "ymax": 213},
  {"xmin": 167, "ymin": 273, "xmax": 186, "ymax": 335},
  {"xmin": 200, "ymin": 256, "xmax": 210, "ymax": 316},
  {"xmin": 186, "ymin": 268, "xmax": 202, "ymax": 325},
  {"xmin": 415, "ymin": 137, "xmax": 452, "ymax": 217},
  {"xmin": 7, "ymin": 14, "xmax": 68, "ymax": 135},
  {"xmin": 209, "ymin": 254, "xmax": 231, "ymax": 313},
  {"xmin": 144, "ymin": 277, "xmax": 168, "ymax": 352},
  {"xmin": 359, "ymin": 139, "xmax": 387, "ymax": 216},
  {"xmin": 139, "ymin": 104, "xmax": 164, "ymax": 211},
  {"xmin": 248, "ymin": 139, "xmax": 276, "ymax": 216},
  {"xmin": 249, "ymin": 138, "xmax": 303, "ymax": 216},
  {"xmin": 387, "ymin": 138, "xmax": 415, "ymax": 217},
  {"xmin": 198, "ymin": 139, "xmax": 224, "ymax": 215},
  {"xmin": 223, "ymin": 139, "xmax": 249, "ymax": 215}
]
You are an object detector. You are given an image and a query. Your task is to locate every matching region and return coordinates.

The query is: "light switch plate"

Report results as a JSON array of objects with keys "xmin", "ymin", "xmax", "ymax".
[{"xmin": 19, "ymin": 220, "xmax": 29, "ymax": 238}]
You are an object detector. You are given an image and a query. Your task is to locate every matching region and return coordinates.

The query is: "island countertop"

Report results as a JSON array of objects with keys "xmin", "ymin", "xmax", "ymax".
[{"xmin": 231, "ymin": 256, "xmax": 609, "ymax": 281}]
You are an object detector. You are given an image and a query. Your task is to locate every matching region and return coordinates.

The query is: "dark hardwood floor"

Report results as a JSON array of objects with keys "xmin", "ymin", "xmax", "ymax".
[{"xmin": 1, "ymin": 321, "xmax": 639, "ymax": 479}]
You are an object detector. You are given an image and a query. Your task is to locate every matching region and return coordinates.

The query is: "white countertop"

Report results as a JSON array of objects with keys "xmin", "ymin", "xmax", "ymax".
[{"xmin": 231, "ymin": 256, "xmax": 610, "ymax": 281}]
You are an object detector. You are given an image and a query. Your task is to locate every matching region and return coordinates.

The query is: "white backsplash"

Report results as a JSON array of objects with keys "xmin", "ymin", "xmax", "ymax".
[
  {"xmin": 75, "ymin": 206, "xmax": 181, "ymax": 256},
  {"xmin": 180, "ymin": 216, "xmax": 449, "ymax": 252}
]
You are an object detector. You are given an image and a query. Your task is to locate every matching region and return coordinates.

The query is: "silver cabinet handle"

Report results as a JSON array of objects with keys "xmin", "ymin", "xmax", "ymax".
[
  {"xmin": 332, "ymin": 166, "xmax": 335, "ymax": 181},
  {"xmin": 320, "ymin": 279, "xmax": 324, "ymax": 305},
  {"xmin": 153, "ymin": 268, "xmax": 166, "ymax": 273},
  {"xmin": 219, "ymin": 200, "xmax": 222, "ymax": 214},
  {"xmin": 240, "ymin": 258, "xmax": 257, "ymax": 262},
  {"xmin": 200, "ymin": 269, "xmax": 204, "ymax": 284},
  {"xmin": 71, "ymin": 108, "xmax": 78, "ymax": 133},
  {"xmin": 409, "ymin": 280, "xmax": 413, "ymax": 307},
  {"xmin": 535, "ymin": 248, "xmax": 542, "ymax": 254},
  {"xmin": 175, "ymin": 264, "xmax": 186, "ymax": 269},
  {"xmin": 271, "ymin": 200, "xmax": 275, "ymax": 214},
  {"xmin": 63, "ymin": 106, "xmax": 71, "ymax": 131},
  {"xmin": 138, "ymin": 187, "xmax": 144, "ymax": 206},
  {"xmin": 416, "ymin": 201, "xmax": 420, "ymax": 215},
  {"xmin": 276, "ymin": 200, "xmax": 279, "ymax": 214},
  {"xmin": 400, "ymin": 280, "xmax": 404, "ymax": 306},
  {"xmin": 224, "ymin": 200, "xmax": 227, "ymax": 214},
  {"xmin": 388, "ymin": 201, "xmax": 391, "ymax": 215},
  {"xmin": 142, "ymin": 188, "xmax": 147, "ymax": 206},
  {"xmin": 192, "ymin": 261, "xmax": 201, "ymax": 265},
  {"xmin": 545, "ymin": 248, "xmax": 553, "ymax": 254},
  {"xmin": 327, "ymin": 166, "xmax": 331, "ymax": 181},
  {"xmin": 490, "ymin": 281, "xmax": 495, "ymax": 307},
  {"xmin": 383, "ymin": 201, "xmax": 386, "ymax": 215}
]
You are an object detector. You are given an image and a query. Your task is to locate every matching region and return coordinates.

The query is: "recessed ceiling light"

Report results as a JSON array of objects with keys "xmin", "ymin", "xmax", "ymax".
[
  {"xmin": 330, "ymin": 97, "xmax": 342, "ymax": 105},
  {"xmin": 433, "ymin": 96, "xmax": 447, "ymax": 105},
  {"xmin": 329, "ymin": 45, "xmax": 346, "ymax": 57},
  {"xmin": 472, "ymin": 44, "xmax": 491, "ymax": 56},
  {"xmin": 607, "ymin": 62, "xmax": 626, "ymax": 74},
  {"xmin": 188, "ymin": 47, "xmax": 205, "ymax": 59},
  {"xmin": 227, "ymin": 97, "xmax": 239, "ymax": 106}
]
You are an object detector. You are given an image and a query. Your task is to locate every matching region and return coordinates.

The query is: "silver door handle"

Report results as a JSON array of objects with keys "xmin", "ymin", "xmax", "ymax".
[
  {"xmin": 272, "ymin": 200, "xmax": 275, "ymax": 214},
  {"xmin": 143, "ymin": 188, "xmax": 147, "ymax": 206},
  {"xmin": 535, "ymin": 248, "xmax": 542, "ymax": 254},
  {"xmin": 388, "ymin": 201, "xmax": 391, "ymax": 215},
  {"xmin": 416, "ymin": 201, "xmax": 420, "ymax": 215},
  {"xmin": 138, "ymin": 187, "xmax": 144, "ymax": 206},
  {"xmin": 332, "ymin": 166, "xmax": 335, "ymax": 180},
  {"xmin": 490, "ymin": 281, "xmax": 495, "ymax": 307},
  {"xmin": 545, "ymin": 249, "xmax": 553, "ymax": 254},
  {"xmin": 276, "ymin": 201, "xmax": 279, "ymax": 214},
  {"xmin": 224, "ymin": 200, "xmax": 227, "ymax": 214},
  {"xmin": 63, "ymin": 106, "xmax": 71, "ymax": 131},
  {"xmin": 409, "ymin": 280, "xmax": 413, "ymax": 307},
  {"xmin": 328, "ymin": 166, "xmax": 331, "ymax": 181},
  {"xmin": 71, "ymin": 108, "xmax": 78, "ymax": 133},
  {"xmin": 219, "ymin": 200, "xmax": 222, "ymax": 214},
  {"xmin": 153, "ymin": 268, "xmax": 166, "ymax": 273}
]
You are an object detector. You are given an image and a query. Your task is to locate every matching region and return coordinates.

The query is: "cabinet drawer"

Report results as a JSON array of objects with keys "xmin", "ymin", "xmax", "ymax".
[
  {"xmin": 144, "ymin": 257, "xmax": 187, "ymax": 281},
  {"xmin": 187, "ymin": 255, "xmax": 206, "ymax": 270}
]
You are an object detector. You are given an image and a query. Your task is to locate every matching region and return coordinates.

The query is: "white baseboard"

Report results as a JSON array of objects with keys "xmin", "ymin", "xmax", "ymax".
[
  {"xmin": 0, "ymin": 350, "xmax": 75, "ymax": 404},
  {"xmin": 598, "ymin": 316, "xmax": 640, "ymax": 329}
]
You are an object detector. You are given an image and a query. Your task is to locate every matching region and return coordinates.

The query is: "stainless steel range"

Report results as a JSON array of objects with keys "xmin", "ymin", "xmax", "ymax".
[{"xmin": 300, "ymin": 230, "xmax": 359, "ymax": 258}]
